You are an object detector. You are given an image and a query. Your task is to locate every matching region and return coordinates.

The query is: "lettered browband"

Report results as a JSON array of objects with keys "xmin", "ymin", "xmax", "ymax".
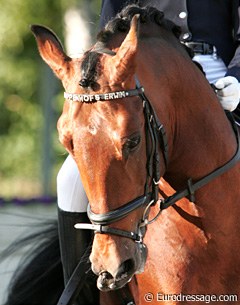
[{"xmin": 64, "ymin": 87, "xmax": 144, "ymax": 103}]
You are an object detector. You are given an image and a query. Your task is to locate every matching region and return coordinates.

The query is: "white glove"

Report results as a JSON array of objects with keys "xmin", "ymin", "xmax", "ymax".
[{"xmin": 214, "ymin": 76, "xmax": 240, "ymax": 111}]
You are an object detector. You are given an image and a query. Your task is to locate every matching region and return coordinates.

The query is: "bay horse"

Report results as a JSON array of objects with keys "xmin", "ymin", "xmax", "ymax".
[{"xmin": 28, "ymin": 4, "xmax": 240, "ymax": 305}]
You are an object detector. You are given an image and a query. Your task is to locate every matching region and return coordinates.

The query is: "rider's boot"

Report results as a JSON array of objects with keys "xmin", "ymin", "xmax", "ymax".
[{"xmin": 58, "ymin": 208, "xmax": 98, "ymax": 305}]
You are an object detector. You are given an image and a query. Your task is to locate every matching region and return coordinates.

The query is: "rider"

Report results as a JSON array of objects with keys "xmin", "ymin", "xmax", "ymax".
[{"xmin": 57, "ymin": 0, "xmax": 240, "ymax": 299}]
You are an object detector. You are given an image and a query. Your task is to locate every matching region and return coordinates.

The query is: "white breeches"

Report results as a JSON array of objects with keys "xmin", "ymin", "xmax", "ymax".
[
  {"xmin": 193, "ymin": 54, "xmax": 227, "ymax": 84},
  {"xmin": 57, "ymin": 155, "xmax": 88, "ymax": 212}
]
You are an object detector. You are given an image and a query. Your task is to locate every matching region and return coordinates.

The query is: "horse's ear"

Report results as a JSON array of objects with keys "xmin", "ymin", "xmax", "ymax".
[
  {"xmin": 31, "ymin": 25, "xmax": 71, "ymax": 80},
  {"xmin": 111, "ymin": 14, "xmax": 139, "ymax": 83}
]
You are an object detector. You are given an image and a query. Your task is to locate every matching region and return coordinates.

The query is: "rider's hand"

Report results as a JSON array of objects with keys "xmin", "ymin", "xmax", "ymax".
[{"xmin": 214, "ymin": 76, "xmax": 240, "ymax": 111}]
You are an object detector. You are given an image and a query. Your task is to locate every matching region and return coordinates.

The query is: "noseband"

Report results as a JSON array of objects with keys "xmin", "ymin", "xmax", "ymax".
[{"xmin": 65, "ymin": 79, "xmax": 240, "ymax": 244}]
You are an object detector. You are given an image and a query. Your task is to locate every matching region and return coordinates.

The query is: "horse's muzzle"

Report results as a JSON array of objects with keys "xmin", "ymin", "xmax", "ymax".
[{"xmin": 95, "ymin": 243, "xmax": 147, "ymax": 291}]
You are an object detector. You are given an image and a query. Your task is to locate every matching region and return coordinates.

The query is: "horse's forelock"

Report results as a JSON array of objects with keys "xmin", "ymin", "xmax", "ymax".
[{"xmin": 80, "ymin": 50, "xmax": 102, "ymax": 90}]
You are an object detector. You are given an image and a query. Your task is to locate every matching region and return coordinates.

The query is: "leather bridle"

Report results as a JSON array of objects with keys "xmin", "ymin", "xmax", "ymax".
[
  {"xmin": 64, "ymin": 79, "xmax": 240, "ymax": 245},
  {"xmin": 69, "ymin": 82, "xmax": 168, "ymax": 243},
  {"xmin": 58, "ymin": 80, "xmax": 240, "ymax": 305}
]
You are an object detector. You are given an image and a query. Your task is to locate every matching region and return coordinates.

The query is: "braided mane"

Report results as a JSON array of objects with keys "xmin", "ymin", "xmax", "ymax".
[
  {"xmin": 80, "ymin": 5, "xmax": 182, "ymax": 90},
  {"xmin": 98, "ymin": 5, "xmax": 181, "ymax": 43}
]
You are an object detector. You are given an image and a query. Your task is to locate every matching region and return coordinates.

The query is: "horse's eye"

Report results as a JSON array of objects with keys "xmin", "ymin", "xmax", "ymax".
[{"xmin": 123, "ymin": 135, "xmax": 141, "ymax": 156}]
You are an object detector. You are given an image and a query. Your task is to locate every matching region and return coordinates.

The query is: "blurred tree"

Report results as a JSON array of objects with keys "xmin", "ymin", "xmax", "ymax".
[{"xmin": 0, "ymin": 0, "xmax": 101, "ymax": 197}]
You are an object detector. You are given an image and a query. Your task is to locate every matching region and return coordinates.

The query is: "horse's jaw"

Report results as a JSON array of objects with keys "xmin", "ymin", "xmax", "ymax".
[{"xmin": 95, "ymin": 242, "xmax": 147, "ymax": 291}]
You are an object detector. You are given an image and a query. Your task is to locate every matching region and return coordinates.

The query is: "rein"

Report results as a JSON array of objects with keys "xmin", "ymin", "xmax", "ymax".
[
  {"xmin": 69, "ymin": 81, "xmax": 240, "ymax": 243},
  {"xmin": 161, "ymin": 111, "xmax": 240, "ymax": 209}
]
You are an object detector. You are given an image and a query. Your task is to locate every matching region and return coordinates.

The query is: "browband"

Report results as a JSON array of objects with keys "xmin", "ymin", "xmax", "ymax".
[{"xmin": 64, "ymin": 87, "xmax": 144, "ymax": 103}]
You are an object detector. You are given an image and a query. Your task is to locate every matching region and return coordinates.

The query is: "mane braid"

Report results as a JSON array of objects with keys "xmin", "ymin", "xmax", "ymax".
[
  {"xmin": 80, "ymin": 5, "xmax": 182, "ymax": 89},
  {"xmin": 97, "ymin": 4, "xmax": 182, "ymax": 45}
]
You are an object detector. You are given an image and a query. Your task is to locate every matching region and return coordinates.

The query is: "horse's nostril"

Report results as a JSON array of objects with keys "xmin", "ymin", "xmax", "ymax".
[{"xmin": 117, "ymin": 259, "xmax": 135, "ymax": 278}]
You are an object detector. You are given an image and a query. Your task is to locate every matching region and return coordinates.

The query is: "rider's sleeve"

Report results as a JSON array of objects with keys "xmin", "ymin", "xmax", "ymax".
[{"xmin": 225, "ymin": 0, "xmax": 240, "ymax": 81}]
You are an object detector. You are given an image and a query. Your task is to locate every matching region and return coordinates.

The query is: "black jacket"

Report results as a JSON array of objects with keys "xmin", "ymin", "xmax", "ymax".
[{"xmin": 100, "ymin": 0, "xmax": 240, "ymax": 80}]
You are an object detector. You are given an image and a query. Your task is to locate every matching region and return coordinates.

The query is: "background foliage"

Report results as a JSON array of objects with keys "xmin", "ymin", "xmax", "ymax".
[{"xmin": 0, "ymin": 0, "xmax": 101, "ymax": 197}]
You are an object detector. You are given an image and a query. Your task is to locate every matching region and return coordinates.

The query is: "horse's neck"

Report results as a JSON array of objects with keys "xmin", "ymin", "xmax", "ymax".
[
  {"xmin": 138, "ymin": 39, "xmax": 240, "ymax": 237},
  {"xmin": 132, "ymin": 35, "xmax": 240, "ymax": 297},
  {"xmin": 165, "ymin": 74, "xmax": 238, "ymax": 193},
  {"xmin": 139, "ymin": 39, "xmax": 237, "ymax": 185}
]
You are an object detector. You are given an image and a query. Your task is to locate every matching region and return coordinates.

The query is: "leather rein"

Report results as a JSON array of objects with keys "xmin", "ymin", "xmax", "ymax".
[{"xmin": 65, "ymin": 80, "xmax": 240, "ymax": 243}]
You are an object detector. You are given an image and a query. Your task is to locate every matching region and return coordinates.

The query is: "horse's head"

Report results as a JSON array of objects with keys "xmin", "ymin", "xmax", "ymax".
[{"xmin": 32, "ymin": 6, "xmax": 172, "ymax": 291}]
